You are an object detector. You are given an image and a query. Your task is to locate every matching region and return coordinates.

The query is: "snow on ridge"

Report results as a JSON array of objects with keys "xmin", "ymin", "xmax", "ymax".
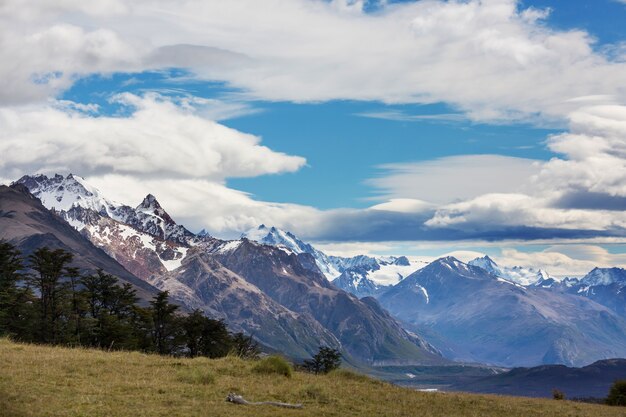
[
  {"xmin": 217, "ymin": 240, "xmax": 242, "ymax": 254},
  {"xmin": 468, "ymin": 255, "xmax": 557, "ymax": 286}
]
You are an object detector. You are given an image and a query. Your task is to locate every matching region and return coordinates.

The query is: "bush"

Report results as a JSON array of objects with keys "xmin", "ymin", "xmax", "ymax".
[
  {"xmin": 253, "ymin": 355, "xmax": 293, "ymax": 378},
  {"xmin": 607, "ymin": 380, "xmax": 626, "ymax": 406},
  {"xmin": 302, "ymin": 346, "xmax": 342, "ymax": 375},
  {"xmin": 552, "ymin": 389, "xmax": 565, "ymax": 400}
]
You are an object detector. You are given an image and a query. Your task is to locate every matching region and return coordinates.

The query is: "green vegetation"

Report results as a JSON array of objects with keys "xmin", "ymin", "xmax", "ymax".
[
  {"xmin": 302, "ymin": 346, "xmax": 341, "ymax": 374},
  {"xmin": 2, "ymin": 339, "xmax": 625, "ymax": 417},
  {"xmin": 606, "ymin": 380, "xmax": 626, "ymax": 406},
  {"xmin": 0, "ymin": 242, "xmax": 258, "ymax": 359},
  {"xmin": 253, "ymin": 355, "xmax": 294, "ymax": 378}
]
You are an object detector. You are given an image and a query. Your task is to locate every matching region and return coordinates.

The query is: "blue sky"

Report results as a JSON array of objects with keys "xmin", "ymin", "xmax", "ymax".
[
  {"xmin": 1, "ymin": 0, "xmax": 626, "ymax": 275},
  {"xmin": 63, "ymin": 71, "xmax": 557, "ymax": 209}
]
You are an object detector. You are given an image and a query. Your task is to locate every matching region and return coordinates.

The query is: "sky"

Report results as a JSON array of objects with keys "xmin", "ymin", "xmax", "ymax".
[{"xmin": 1, "ymin": 0, "xmax": 626, "ymax": 276}]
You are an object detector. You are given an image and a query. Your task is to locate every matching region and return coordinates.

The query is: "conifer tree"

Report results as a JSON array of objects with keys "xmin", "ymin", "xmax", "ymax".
[
  {"xmin": 0, "ymin": 241, "xmax": 34, "ymax": 339},
  {"xmin": 150, "ymin": 291, "xmax": 180, "ymax": 355},
  {"xmin": 28, "ymin": 247, "xmax": 73, "ymax": 344}
]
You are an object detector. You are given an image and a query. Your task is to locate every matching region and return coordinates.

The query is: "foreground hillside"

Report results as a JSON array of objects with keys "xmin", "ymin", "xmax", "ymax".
[{"xmin": 0, "ymin": 339, "xmax": 623, "ymax": 417}]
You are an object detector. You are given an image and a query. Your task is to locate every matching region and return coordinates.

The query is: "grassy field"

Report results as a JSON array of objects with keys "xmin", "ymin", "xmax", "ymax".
[{"xmin": 1, "ymin": 339, "xmax": 624, "ymax": 417}]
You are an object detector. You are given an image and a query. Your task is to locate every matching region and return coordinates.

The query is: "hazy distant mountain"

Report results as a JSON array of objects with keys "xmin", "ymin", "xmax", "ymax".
[
  {"xmin": 468, "ymin": 255, "xmax": 554, "ymax": 286},
  {"xmin": 452, "ymin": 359, "xmax": 626, "ymax": 398},
  {"xmin": 378, "ymin": 256, "xmax": 626, "ymax": 367},
  {"xmin": 561, "ymin": 267, "xmax": 626, "ymax": 318}
]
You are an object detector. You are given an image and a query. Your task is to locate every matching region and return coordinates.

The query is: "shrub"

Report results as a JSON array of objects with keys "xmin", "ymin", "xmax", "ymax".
[
  {"xmin": 253, "ymin": 355, "xmax": 293, "ymax": 378},
  {"xmin": 552, "ymin": 389, "xmax": 565, "ymax": 400},
  {"xmin": 607, "ymin": 380, "xmax": 626, "ymax": 406},
  {"xmin": 302, "ymin": 347, "xmax": 342, "ymax": 375}
]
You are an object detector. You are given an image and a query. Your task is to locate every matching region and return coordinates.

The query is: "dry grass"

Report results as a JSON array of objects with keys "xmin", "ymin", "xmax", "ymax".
[{"xmin": 0, "ymin": 338, "xmax": 624, "ymax": 417}]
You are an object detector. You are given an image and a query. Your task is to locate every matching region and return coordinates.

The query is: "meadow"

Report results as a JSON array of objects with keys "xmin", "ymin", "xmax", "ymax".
[{"xmin": 1, "ymin": 338, "xmax": 624, "ymax": 417}]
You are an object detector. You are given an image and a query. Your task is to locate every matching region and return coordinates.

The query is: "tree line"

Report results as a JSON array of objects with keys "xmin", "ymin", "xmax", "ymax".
[{"xmin": 0, "ymin": 241, "xmax": 258, "ymax": 358}]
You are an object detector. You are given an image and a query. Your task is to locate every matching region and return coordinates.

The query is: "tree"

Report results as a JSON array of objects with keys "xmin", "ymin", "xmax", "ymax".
[
  {"xmin": 150, "ymin": 291, "xmax": 180, "ymax": 355},
  {"xmin": 0, "ymin": 241, "xmax": 34, "ymax": 339},
  {"xmin": 302, "ymin": 346, "xmax": 342, "ymax": 374},
  {"xmin": 28, "ymin": 247, "xmax": 73, "ymax": 343},
  {"xmin": 80, "ymin": 271, "xmax": 140, "ymax": 350},
  {"xmin": 182, "ymin": 309, "xmax": 206, "ymax": 358},
  {"xmin": 607, "ymin": 380, "xmax": 626, "ymax": 406},
  {"xmin": 230, "ymin": 332, "xmax": 260, "ymax": 359}
]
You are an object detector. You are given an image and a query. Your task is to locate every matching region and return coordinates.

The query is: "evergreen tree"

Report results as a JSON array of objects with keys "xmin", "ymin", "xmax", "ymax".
[
  {"xmin": 302, "ymin": 346, "xmax": 342, "ymax": 374},
  {"xmin": 27, "ymin": 247, "xmax": 73, "ymax": 344},
  {"xmin": 607, "ymin": 380, "xmax": 626, "ymax": 406},
  {"xmin": 80, "ymin": 271, "xmax": 141, "ymax": 350},
  {"xmin": 230, "ymin": 332, "xmax": 260, "ymax": 359},
  {"xmin": 150, "ymin": 291, "xmax": 180, "ymax": 355},
  {"xmin": 0, "ymin": 241, "xmax": 35, "ymax": 339}
]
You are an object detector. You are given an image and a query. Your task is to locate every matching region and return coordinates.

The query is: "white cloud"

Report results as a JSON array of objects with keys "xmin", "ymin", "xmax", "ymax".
[
  {"xmin": 86, "ymin": 174, "xmax": 320, "ymax": 238},
  {"xmin": 499, "ymin": 246, "xmax": 626, "ymax": 277},
  {"xmin": 1, "ymin": 0, "xmax": 626, "ymax": 122},
  {"xmin": 425, "ymin": 192, "xmax": 626, "ymax": 231},
  {"xmin": 0, "ymin": 94, "xmax": 305, "ymax": 181},
  {"xmin": 369, "ymin": 155, "xmax": 540, "ymax": 204},
  {"xmin": 536, "ymin": 105, "xmax": 626, "ymax": 198}
]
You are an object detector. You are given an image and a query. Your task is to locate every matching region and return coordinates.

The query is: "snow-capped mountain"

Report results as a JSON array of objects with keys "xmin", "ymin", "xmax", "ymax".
[
  {"xmin": 14, "ymin": 174, "xmax": 194, "ymax": 278},
  {"xmin": 242, "ymin": 224, "xmax": 426, "ymax": 296},
  {"xmin": 242, "ymin": 224, "xmax": 340, "ymax": 279},
  {"xmin": 16, "ymin": 174, "xmax": 196, "ymax": 245},
  {"xmin": 560, "ymin": 267, "xmax": 626, "ymax": 318},
  {"xmin": 468, "ymin": 255, "xmax": 554, "ymax": 286},
  {"xmin": 14, "ymin": 174, "xmax": 439, "ymax": 364},
  {"xmin": 379, "ymin": 256, "xmax": 626, "ymax": 367},
  {"xmin": 580, "ymin": 267, "xmax": 626, "ymax": 287}
]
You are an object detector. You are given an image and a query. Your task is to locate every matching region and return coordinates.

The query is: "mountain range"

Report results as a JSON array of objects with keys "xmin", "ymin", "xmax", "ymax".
[
  {"xmin": 9, "ymin": 173, "xmax": 626, "ymax": 370},
  {"xmin": 237, "ymin": 220, "xmax": 626, "ymax": 367},
  {"xmin": 11, "ymin": 174, "xmax": 440, "ymax": 365}
]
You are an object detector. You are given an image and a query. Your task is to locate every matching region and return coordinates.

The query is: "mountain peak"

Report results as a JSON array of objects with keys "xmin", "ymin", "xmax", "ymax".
[
  {"xmin": 138, "ymin": 194, "xmax": 161, "ymax": 210},
  {"xmin": 581, "ymin": 267, "xmax": 626, "ymax": 287}
]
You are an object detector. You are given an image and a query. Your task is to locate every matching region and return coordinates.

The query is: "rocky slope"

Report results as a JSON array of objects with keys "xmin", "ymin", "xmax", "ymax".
[{"xmin": 0, "ymin": 184, "xmax": 158, "ymax": 301}]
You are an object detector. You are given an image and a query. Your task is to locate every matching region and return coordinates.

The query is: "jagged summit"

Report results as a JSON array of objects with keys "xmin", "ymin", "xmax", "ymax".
[
  {"xmin": 242, "ymin": 224, "xmax": 424, "ymax": 293},
  {"xmin": 138, "ymin": 193, "xmax": 161, "ymax": 210},
  {"xmin": 468, "ymin": 255, "xmax": 555, "ymax": 286},
  {"xmin": 581, "ymin": 267, "xmax": 626, "ymax": 287},
  {"xmin": 15, "ymin": 173, "xmax": 194, "ymax": 245}
]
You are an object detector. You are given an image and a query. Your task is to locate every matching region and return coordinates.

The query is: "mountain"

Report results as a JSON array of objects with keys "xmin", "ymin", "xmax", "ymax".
[
  {"xmin": 242, "ymin": 224, "xmax": 425, "ymax": 297},
  {"xmin": 15, "ymin": 174, "xmax": 194, "ymax": 280},
  {"xmin": 0, "ymin": 184, "xmax": 157, "ymax": 301},
  {"xmin": 16, "ymin": 174, "xmax": 196, "ymax": 244},
  {"xmin": 15, "ymin": 174, "xmax": 441, "ymax": 365},
  {"xmin": 242, "ymin": 224, "xmax": 340, "ymax": 279},
  {"xmin": 451, "ymin": 359, "xmax": 626, "ymax": 399},
  {"xmin": 562, "ymin": 268, "xmax": 626, "ymax": 318},
  {"xmin": 378, "ymin": 256, "xmax": 626, "ymax": 367},
  {"xmin": 468, "ymin": 255, "xmax": 553, "ymax": 286}
]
